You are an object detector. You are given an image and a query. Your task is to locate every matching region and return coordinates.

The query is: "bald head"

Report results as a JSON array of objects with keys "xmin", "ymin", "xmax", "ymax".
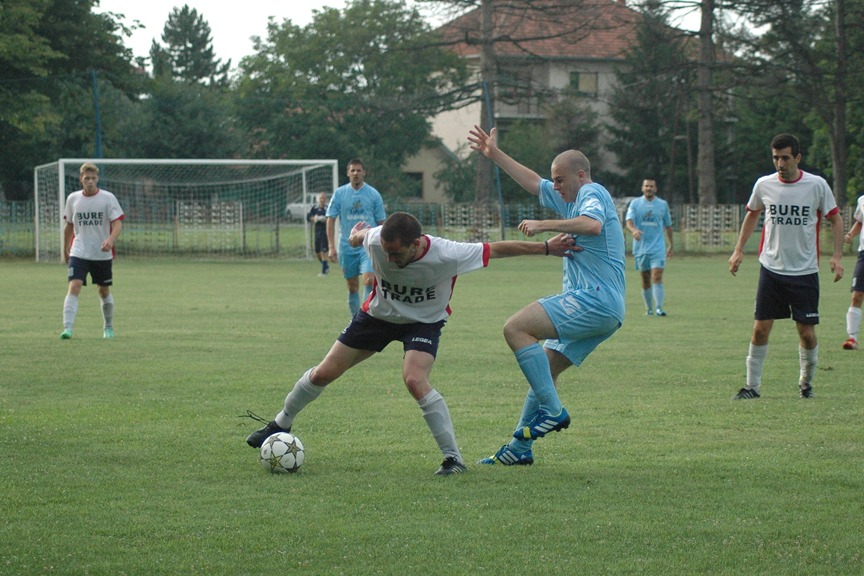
[{"xmin": 552, "ymin": 150, "xmax": 591, "ymax": 179}]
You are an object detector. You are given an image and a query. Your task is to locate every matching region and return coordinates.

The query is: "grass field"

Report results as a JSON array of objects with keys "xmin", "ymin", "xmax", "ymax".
[{"xmin": 1, "ymin": 255, "xmax": 862, "ymax": 575}]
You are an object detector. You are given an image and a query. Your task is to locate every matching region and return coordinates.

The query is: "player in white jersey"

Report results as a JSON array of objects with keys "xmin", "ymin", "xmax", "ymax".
[
  {"xmin": 245, "ymin": 212, "xmax": 577, "ymax": 476},
  {"xmin": 60, "ymin": 163, "xmax": 124, "ymax": 340},
  {"xmin": 469, "ymin": 124, "xmax": 626, "ymax": 466},
  {"xmin": 326, "ymin": 158, "xmax": 387, "ymax": 316},
  {"xmin": 729, "ymin": 134, "xmax": 844, "ymax": 399},
  {"xmin": 626, "ymin": 178, "xmax": 674, "ymax": 316},
  {"xmin": 841, "ymin": 194, "xmax": 864, "ymax": 350}
]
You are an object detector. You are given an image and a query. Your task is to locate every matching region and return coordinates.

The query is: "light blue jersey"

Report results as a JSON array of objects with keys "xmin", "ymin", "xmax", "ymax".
[
  {"xmin": 625, "ymin": 196, "xmax": 671, "ymax": 258},
  {"xmin": 539, "ymin": 180, "xmax": 626, "ymax": 324},
  {"xmin": 327, "ymin": 182, "xmax": 387, "ymax": 255}
]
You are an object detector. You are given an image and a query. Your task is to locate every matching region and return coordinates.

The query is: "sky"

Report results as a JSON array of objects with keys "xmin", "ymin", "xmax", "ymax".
[
  {"xmin": 96, "ymin": 1, "xmax": 350, "ymax": 68},
  {"xmin": 97, "ymin": 1, "xmax": 700, "ymax": 70}
]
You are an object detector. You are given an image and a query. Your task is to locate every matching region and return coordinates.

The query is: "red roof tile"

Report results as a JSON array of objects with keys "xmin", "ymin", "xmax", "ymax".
[{"xmin": 438, "ymin": 0, "xmax": 642, "ymax": 61}]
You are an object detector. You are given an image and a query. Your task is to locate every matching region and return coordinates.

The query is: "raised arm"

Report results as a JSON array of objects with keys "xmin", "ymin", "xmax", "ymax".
[{"xmin": 468, "ymin": 125, "xmax": 543, "ymax": 196}]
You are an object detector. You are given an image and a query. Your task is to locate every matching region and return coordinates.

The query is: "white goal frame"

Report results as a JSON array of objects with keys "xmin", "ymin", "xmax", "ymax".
[{"xmin": 34, "ymin": 158, "xmax": 339, "ymax": 262}]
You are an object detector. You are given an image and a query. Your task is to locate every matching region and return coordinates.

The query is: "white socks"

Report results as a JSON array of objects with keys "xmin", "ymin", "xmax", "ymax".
[
  {"xmin": 846, "ymin": 307, "xmax": 861, "ymax": 339},
  {"xmin": 799, "ymin": 345, "xmax": 817, "ymax": 387},
  {"xmin": 63, "ymin": 294, "xmax": 79, "ymax": 330},
  {"xmin": 746, "ymin": 343, "xmax": 819, "ymax": 392},
  {"xmin": 745, "ymin": 343, "xmax": 768, "ymax": 393},
  {"xmin": 276, "ymin": 368, "xmax": 324, "ymax": 429},
  {"xmin": 63, "ymin": 293, "xmax": 116, "ymax": 331},
  {"xmin": 101, "ymin": 294, "xmax": 114, "ymax": 329},
  {"xmin": 418, "ymin": 389, "xmax": 462, "ymax": 463}
]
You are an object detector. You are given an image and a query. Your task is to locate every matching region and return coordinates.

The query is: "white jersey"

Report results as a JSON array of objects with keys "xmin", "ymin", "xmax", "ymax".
[
  {"xmin": 853, "ymin": 195, "xmax": 864, "ymax": 253},
  {"xmin": 63, "ymin": 189, "xmax": 125, "ymax": 261},
  {"xmin": 747, "ymin": 170, "xmax": 838, "ymax": 276},
  {"xmin": 362, "ymin": 226, "xmax": 489, "ymax": 324}
]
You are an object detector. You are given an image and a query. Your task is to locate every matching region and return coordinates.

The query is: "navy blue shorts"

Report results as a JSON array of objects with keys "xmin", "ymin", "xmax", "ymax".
[
  {"xmin": 338, "ymin": 311, "xmax": 445, "ymax": 357},
  {"xmin": 67, "ymin": 256, "xmax": 113, "ymax": 287},
  {"xmin": 851, "ymin": 251, "xmax": 864, "ymax": 293},
  {"xmin": 754, "ymin": 266, "xmax": 819, "ymax": 324},
  {"xmin": 314, "ymin": 230, "xmax": 329, "ymax": 254}
]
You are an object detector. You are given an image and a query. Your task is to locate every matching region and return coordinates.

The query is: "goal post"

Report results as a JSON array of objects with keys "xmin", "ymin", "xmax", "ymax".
[{"xmin": 34, "ymin": 159, "xmax": 339, "ymax": 262}]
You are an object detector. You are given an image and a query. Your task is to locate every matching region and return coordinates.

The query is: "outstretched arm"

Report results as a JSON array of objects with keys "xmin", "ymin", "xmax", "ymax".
[
  {"xmin": 468, "ymin": 125, "xmax": 542, "ymax": 197},
  {"xmin": 348, "ymin": 221, "xmax": 371, "ymax": 248},
  {"xmin": 519, "ymin": 216, "xmax": 601, "ymax": 238},
  {"xmin": 488, "ymin": 233, "xmax": 578, "ymax": 258}
]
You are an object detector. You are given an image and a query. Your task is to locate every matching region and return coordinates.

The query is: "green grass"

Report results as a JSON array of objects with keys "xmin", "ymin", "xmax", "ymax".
[{"xmin": 1, "ymin": 255, "xmax": 862, "ymax": 575}]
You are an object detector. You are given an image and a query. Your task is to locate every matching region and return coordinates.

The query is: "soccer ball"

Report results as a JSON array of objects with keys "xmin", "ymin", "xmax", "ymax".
[{"xmin": 259, "ymin": 432, "xmax": 305, "ymax": 473}]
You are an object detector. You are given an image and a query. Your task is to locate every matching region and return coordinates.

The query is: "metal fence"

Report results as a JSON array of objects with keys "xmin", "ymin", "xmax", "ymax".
[{"xmin": 1, "ymin": 200, "xmax": 856, "ymax": 259}]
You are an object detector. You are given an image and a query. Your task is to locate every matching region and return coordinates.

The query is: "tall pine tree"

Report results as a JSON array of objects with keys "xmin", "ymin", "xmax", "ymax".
[{"xmin": 150, "ymin": 5, "xmax": 229, "ymax": 85}]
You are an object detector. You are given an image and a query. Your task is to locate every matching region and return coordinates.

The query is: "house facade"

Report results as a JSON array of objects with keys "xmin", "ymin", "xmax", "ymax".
[{"xmin": 405, "ymin": 0, "xmax": 642, "ymax": 202}]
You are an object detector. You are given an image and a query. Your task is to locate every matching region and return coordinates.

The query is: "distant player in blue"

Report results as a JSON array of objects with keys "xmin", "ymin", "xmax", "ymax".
[
  {"xmin": 626, "ymin": 179, "xmax": 673, "ymax": 316},
  {"xmin": 469, "ymin": 125, "xmax": 626, "ymax": 466},
  {"xmin": 326, "ymin": 159, "xmax": 386, "ymax": 315}
]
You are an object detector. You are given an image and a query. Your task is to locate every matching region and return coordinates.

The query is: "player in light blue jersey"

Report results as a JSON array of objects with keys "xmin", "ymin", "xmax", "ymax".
[
  {"xmin": 625, "ymin": 179, "xmax": 673, "ymax": 316},
  {"xmin": 469, "ymin": 125, "xmax": 626, "ymax": 466},
  {"xmin": 326, "ymin": 158, "xmax": 387, "ymax": 315}
]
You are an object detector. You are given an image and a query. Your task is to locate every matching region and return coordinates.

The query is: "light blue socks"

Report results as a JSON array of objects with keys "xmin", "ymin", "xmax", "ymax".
[
  {"xmin": 514, "ymin": 343, "xmax": 562, "ymax": 415},
  {"xmin": 652, "ymin": 283, "xmax": 664, "ymax": 310}
]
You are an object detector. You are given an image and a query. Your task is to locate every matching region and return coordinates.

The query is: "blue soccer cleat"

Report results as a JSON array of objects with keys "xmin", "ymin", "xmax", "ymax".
[
  {"xmin": 478, "ymin": 444, "xmax": 534, "ymax": 466},
  {"xmin": 513, "ymin": 407, "xmax": 571, "ymax": 440}
]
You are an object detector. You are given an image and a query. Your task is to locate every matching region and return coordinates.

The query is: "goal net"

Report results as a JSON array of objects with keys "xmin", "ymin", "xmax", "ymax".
[{"xmin": 34, "ymin": 159, "xmax": 338, "ymax": 262}]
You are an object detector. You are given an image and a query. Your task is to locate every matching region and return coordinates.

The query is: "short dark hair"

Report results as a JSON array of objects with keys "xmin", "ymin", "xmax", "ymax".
[
  {"xmin": 381, "ymin": 212, "xmax": 422, "ymax": 247},
  {"xmin": 347, "ymin": 158, "xmax": 365, "ymax": 169},
  {"xmin": 771, "ymin": 134, "xmax": 800, "ymax": 157}
]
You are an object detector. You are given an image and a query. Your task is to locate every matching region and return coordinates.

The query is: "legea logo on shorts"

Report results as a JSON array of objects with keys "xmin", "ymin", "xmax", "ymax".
[
  {"xmin": 411, "ymin": 337, "xmax": 433, "ymax": 345},
  {"xmin": 805, "ymin": 313, "xmax": 819, "ymax": 318}
]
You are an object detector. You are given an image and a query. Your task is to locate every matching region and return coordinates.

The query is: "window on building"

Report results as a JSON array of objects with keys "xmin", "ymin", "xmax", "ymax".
[
  {"xmin": 404, "ymin": 172, "xmax": 423, "ymax": 199},
  {"xmin": 569, "ymin": 71, "xmax": 598, "ymax": 97}
]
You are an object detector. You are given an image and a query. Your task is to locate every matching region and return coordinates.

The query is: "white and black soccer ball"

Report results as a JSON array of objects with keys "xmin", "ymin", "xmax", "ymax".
[{"xmin": 259, "ymin": 432, "xmax": 305, "ymax": 473}]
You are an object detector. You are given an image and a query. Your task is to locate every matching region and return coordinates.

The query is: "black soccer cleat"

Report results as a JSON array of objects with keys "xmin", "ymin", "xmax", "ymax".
[
  {"xmin": 246, "ymin": 420, "xmax": 291, "ymax": 448},
  {"xmin": 799, "ymin": 385, "xmax": 814, "ymax": 399},
  {"xmin": 434, "ymin": 456, "xmax": 467, "ymax": 476},
  {"xmin": 733, "ymin": 387, "xmax": 760, "ymax": 400}
]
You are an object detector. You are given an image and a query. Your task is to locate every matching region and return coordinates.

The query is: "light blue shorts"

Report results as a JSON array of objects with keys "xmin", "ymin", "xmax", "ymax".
[
  {"xmin": 539, "ymin": 291, "xmax": 622, "ymax": 366},
  {"xmin": 634, "ymin": 253, "xmax": 665, "ymax": 272},
  {"xmin": 339, "ymin": 248, "xmax": 373, "ymax": 279}
]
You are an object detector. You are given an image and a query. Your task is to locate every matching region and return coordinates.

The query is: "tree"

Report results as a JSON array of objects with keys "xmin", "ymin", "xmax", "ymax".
[
  {"xmin": 116, "ymin": 81, "xmax": 243, "ymax": 159},
  {"xmin": 607, "ymin": 1, "xmax": 694, "ymax": 202},
  {"xmin": 719, "ymin": 0, "xmax": 861, "ymax": 204},
  {"xmin": 127, "ymin": 6, "xmax": 240, "ymax": 158},
  {"xmin": 234, "ymin": 0, "xmax": 469, "ymax": 199},
  {"xmin": 149, "ymin": 5, "xmax": 230, "ymax": 85},
  {"xmin": 0, "ymin": 0, "xmax": 139, "ymax": 199}
]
